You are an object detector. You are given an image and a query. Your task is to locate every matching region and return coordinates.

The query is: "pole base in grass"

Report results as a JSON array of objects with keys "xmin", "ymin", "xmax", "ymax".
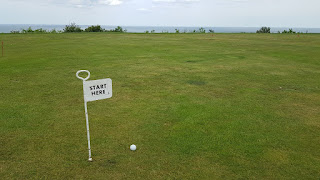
[{"xmin": 88, "ymin": 158, "xmax": 93, "ymax": 162}]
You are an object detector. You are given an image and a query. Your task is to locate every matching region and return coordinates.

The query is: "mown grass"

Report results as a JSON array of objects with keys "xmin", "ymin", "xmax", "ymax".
[{"xmin": 0, "ymin": 33, "xmax": 320, "ymax": 179}]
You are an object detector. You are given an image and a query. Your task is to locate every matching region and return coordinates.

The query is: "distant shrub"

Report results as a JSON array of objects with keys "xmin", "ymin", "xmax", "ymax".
[
  {"xmin": 190, "ymin": 28, "xmax": 206, "ymax": 33},
  {"xmin": 256, "ymin": 27, "xmax": 271, "ymax": 33},
  {"xmin": 21, "ymin": 27, "xmax": 34, "ymax": 33},
  {"xmin": 282, "ymin": 28, "xmax": 296, "ymax": 34},
  {"xmin": 10, "ymin": 30, "xmax": 20, "ymax": 34},
  {"xmin": 151, "ymin": 30, "xmax": 155, "ymax": 33},
  {"xmin": 175, "ymin": 29, "xmax": 180, "ymax": 33},
  {"xmin": 110, "ymin": 26, "xmax": 126, "ymax": 33},
  {"xmin": 209, "ymin": 29, "xmax": 214, "ymax": 33},
  {"xmin": 145, "ymin": 30, "xmax": 149, "ymax": 33},
  {"xmin": 34, "ymin": 28, "xmax": 47, "ymax": 33},
  {"xmin": 10, "ymin": 27, "xmax": 62, "ymax": 34},
  {"xmin": 64, "ymin": 23, "xmax": 83, "ymax": 33},
  {"xmin": 199, "ymin": 27, "xmax": 206, "ymax": 33},
  {"xmin": 19, "ymin": 27, "xmax": 52, "ymax": 33},
  {"xmin": 50, "ymin": 29, "xmax": 62, "ymax": 33},
  {"xmin": 85, "ymin": 25, "xmax": 104, "ymax": 32},
  {"xmin": 50, "ymin": 29, "xmax": 57, "ymax": 33}
]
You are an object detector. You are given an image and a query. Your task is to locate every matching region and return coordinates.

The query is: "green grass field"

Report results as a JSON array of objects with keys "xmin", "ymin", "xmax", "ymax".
[{"xmin": 1, "ymin": 33, "xmax": 320, "ymax": 179}]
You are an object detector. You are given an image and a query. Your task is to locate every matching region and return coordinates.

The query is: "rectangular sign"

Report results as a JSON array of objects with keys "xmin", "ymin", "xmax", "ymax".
[{"xmin": 83, "ymin": 78, "xmax": 112, "ymax": 102}]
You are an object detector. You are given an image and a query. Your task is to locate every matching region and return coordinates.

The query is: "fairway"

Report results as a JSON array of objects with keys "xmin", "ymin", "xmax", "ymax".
[{"xmin": 1, "ymin": 33, "xmax": 320, "ymax": 179}]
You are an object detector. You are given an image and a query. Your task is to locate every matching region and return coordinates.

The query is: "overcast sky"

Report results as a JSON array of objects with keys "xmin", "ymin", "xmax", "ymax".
[{"xmin": 1, "ymin": 0, "xmax": 319, "ymax": 27}]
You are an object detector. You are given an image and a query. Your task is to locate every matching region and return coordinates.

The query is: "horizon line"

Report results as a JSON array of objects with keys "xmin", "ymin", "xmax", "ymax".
[{"xmin": 1, "ymin": 24, "xmax": 320, "ymax": 29}]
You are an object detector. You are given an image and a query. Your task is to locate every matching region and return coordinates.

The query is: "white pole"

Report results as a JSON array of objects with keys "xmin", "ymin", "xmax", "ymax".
[
  {"xmin": 83, "ymin": 82, "xmax": 92, "ymax": 162},
  {"xmin": 76, "ymin": 70, "xmax": 92, "ymax": 162}
]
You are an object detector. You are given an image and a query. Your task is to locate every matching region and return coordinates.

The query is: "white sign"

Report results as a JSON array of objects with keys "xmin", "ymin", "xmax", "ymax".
[
  {"xmin": 83, "ymin": 79, "xmax": 112, "ymax": 102},
  {"xmin": 76, "ymin": 70, "xmax": 112, "ymax": 162}
]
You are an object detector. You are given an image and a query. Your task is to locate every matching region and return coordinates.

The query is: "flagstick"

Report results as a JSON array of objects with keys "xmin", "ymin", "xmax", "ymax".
[
  {"xmin": 84, "ymin": 101, "xmax": 92, "ymax": 161},
  {"xmin": 76, "ymin": 70, "xmax": 112, "ymax": 162},
  {"xmin": 83, "ymin": 88, "xmax": 92, "ymax": 162},
  {"xmin": 76, "ymin": 70, "xmax": 92, "ymax": 162}
]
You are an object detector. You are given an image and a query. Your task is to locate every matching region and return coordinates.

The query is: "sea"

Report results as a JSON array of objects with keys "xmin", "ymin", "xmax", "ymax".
[{"xmin": 1, "ymin": 24, "xmax": 320, "ymax": 33}]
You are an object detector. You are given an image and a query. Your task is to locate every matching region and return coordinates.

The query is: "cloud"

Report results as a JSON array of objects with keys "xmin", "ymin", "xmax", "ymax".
[
  {"xmin": 153, "ymin": 0, "xmax": 200, "ymax": 4},
  {"xmin": 230, "ymin": 0, "xmax": 249, "ymax": 3},
  {"xmin": 49, "ymin": 0, "xmax": 124, "ymax": 8},
  {"xmin": 100, "ymin": 0, "xmax": 123, "ymax": 5},
  {"xmin": 136, "ymin": 8, "xmax": 152, "ymax": 12},
  {"xmin": 151, "ymin": 0, "xmax": 200, "ymax": 8}
]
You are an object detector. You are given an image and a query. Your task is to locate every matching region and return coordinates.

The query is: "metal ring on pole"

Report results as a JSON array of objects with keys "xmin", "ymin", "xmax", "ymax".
[{"xmin": 76, "ymin": 70, "xmax": 90, "ymax": 81}]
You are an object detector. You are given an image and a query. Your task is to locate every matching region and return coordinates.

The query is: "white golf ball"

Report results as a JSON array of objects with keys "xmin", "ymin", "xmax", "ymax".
[{"xmin": 130, "ymin": 144, "xmax": 136, "ymax": 151}]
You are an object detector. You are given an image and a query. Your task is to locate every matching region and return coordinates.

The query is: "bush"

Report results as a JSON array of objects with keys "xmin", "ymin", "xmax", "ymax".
[
  {"xmin": 256, "ymin": 27, "xmax": 271, "ymax": 33},
  {"xmin": 110, "ymin": 26, "xmax": 126, "ymax": 33},
  {"xmin": 64, "ymin": 23, "xmax": 83, "ymax": 33},
  {"xmin": 34, "ymin": 28, "xmax": 47, "ymax": 33},
  {"xmin": 199, "ymin": 27, "xmax": 206, "ymax": 33},
  {"xmin": 282, "ymin": 28, "xmax": 296, "ymax": 34},
  {"xmin": 85, "ymin": 25, "xmax": 104, "ymax": 32},
  {"xmin": 10, "ymin": 30, "xmax": 20, "ymax": 34},
  {"xmin": 11, "ymin": 27, "xmax": 60, "ymax": 34},
  {"xmin": 20, "ymin": 27, "xmax": 45, "ymax": 33},
  {"xmin": 21, "ymin": 27, "xmax": 34, "ymax": 33},
  {"xmin": 209, "ymin": 29, "xmax": 214, "ymax": 33},
  {"xmin": 175, "ymin": 29, "xmax": 180, "ymax": 33},
  {"xmin": 50, "ymin": 29, "xmax": 59, "ymax": 33}
]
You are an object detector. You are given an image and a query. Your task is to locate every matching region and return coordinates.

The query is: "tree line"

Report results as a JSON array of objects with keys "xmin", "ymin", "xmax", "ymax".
[
  {"xmin": 10, "ymin": 24, "xmax": 307, "ymax": 34},
  {"xmin": 256, "ymin": 27, "xmax": 305, "ymax": 34},
  {"xmin": 10, "ymin": 23, "xmax": 126, "ymax": 33},
  {"xmin": 63, "ymin": 23, "xmax": 126, "ymax": 33}
]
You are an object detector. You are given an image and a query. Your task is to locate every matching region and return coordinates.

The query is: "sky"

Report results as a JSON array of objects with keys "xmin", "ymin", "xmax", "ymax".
[{"xmin": 0, "ymin": 0, "xmax": 319, "ymax": 27}]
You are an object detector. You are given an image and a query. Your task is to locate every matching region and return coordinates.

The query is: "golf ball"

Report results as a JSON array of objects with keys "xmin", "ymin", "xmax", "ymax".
[{"xmin": 130, "ymin": 144, "xmax": 136, "ymax": 151}]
